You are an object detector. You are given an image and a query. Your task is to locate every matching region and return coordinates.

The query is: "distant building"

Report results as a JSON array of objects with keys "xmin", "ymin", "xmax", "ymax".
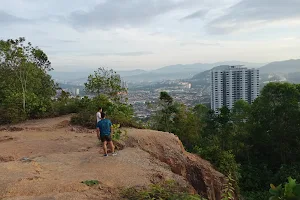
[
  {"xmin": 178, "ymin": 82, "xmax": 192, "ymax": 89},
  {"xmin": 211, "ymin": 66, "xmax": 260, "ymax": 112},
  {"xmin": 71, "ymin": 88, "xmax": 80, "ymax": 96},
  {"xmin": 121, "ymin": 80, "xmax": 128, "ymax": 89}
]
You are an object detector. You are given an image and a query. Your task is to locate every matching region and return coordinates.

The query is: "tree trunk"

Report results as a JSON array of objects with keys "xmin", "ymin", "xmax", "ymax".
[{"xmin": 22, "ymin": 88, "xmax": 26, "ymax": 112}]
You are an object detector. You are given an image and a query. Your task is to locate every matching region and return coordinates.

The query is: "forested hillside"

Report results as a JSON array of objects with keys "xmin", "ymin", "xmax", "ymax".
[{"xmin": 149, "ymin": 83, "xmax": 300, "ymax": 199}]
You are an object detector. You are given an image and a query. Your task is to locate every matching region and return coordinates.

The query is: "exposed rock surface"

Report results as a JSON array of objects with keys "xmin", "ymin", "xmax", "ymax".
[{"xmin": 0, "ymin": 115, "xmax": 225, "ymax": 200}]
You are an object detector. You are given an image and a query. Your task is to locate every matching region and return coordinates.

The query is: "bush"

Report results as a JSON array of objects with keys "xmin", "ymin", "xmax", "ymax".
[
  {"xmin": 121, "ymin": 180, "xmax": 206, "ymax": 200},
  {"xmin": 0, "ymin": 106, "xmax": 27, "ymax": 124},
  {"xmin": 269, "ymin": 177, "xmax": 300, "ymax": 200},
  {"xmin": 70, "ymin": 95, "xmax": 138, "ymax": 129},
  {"xmin": 70, "ymin": 110, "xmax": 96, "ymax": 128},
  {"xmin": 271, "ymin": 164, "xmax": 300, "ymax": 186},
  {"xmin": 241, "ymin": 191, "xmax": 270, "ymax": 200},
  {"xmin": 81, "ymin": 180, "xmax": 99, "ymax": 186},
  {"xmin": 193, "ymin": 145, "xmax": 240, "ymax": 179},
  {"xmin": 239, "ymin": 164, "xmax": 272, "ymax": 192},
  {"xmin": 51, "ymin": 97, "xmax": 81, "ymax": 116}
]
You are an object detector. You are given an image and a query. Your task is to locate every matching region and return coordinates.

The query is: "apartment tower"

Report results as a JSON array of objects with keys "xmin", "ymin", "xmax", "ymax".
[{"xmin": 211, "ymin": 66, "xmax": 260, "ymax": 111}]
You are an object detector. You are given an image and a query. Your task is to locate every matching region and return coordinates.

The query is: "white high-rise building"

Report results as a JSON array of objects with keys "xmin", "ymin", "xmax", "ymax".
[{"xmin": 211, "ymin": 66, "xmax": 260, "ymax": 112}]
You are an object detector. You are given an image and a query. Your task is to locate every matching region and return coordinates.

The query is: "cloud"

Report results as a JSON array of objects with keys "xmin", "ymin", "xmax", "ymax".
[
  {"xmin": 207, "ymin": 0, "xmax": 300, "ymax": 34},
  {"xmin": 66, "ymin": 0, "xmax": 198, "ymax": 30},
  {"xmin": 180, "ymin": 41, "xmax": 220, "ymax": 46},
  {"xmin": 0, "ymin": 10, "xmax": 29, "ymax": 25},
  {"xmin": 93, "ymin": 51, "xmax": 153, "ymax": 56},
  {"xmin": 47, "ymin": 50, "xmax": 153, "ymax": 57},
  {"xmin": 180, "ymin": 9, "xmax": 207, "ymax": 21},
  {"xmin": 57, "ymin": 39, "xmax": 78, "ymax": 43}
]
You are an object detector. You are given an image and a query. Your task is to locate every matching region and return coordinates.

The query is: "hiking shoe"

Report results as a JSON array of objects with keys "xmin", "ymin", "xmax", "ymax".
[
  {"xmin": 104, "ymin": 154, "xmax": 108, "ymax": 157},
  {"xmin": 112, "ymin": 152, "xmax": 117, "ymax": 156}
]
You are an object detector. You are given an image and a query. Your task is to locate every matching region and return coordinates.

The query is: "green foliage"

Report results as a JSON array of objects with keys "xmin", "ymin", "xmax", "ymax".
[
  {"xmin": 159, "ymin": 91, "xmax": 173, "ymax": 105},
  {"xmin": 84, "ymin": 67, "xmax": 127, "ymax": 100},
  {"xmin": 241, "ymin": 191, "xmax": 270, "ymax": 200},
  {"xmin": 70, "ymin": 94, "xmax": 136, "ymax": 129},
  {"xmin": 272, "ymin": 164, "xmax": 300, "ymax": 185},
  {"xmin": 121, "ymin": 180, "xmax": 206, "ymax": 200},
  {"xmin": 150, "ymin": 92, "xmax": 177, "ymax": 133},
  {"xmin": 111, "ymin": 124, "xmax": 127, "ymax": 141},
  {"xmin": 0, "ymin": 37, "xmax": 55, "ymax": 123},
  {"xmin": 81, "ymin": 180, "xmax": 99, "ymax": 186},
  {"xmin": 269, "ymin": 177, "xmax": 300, "ymax": 200},
  {"xmin": 148, "ymin": 83, "xmax": 300, "ymax": 198},
  {"xmin": 221, "ymin": 174, "xmax": 235, "ymax": 200},
  {"xmin": 248, "ymin": 82, "xmax": 300, "ymax": 169},
  {"xmin": 239, "ymin": 164, "xmax": 272, "ymax": 192}
]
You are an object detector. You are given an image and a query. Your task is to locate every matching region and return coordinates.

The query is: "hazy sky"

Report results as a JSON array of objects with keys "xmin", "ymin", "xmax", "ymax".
[{"xmin": 1, "ymin": 0, "xmax": 300, "ymax": 71}]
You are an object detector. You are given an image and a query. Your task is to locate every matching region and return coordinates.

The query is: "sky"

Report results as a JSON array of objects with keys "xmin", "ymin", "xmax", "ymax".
[{"xmin": 1, "ymin": 0, "xmax": 300, "ymax": 71}]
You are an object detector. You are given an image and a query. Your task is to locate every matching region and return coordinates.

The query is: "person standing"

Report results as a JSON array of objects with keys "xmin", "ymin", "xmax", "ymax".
[
  {"xmin": 96, "ymin": 107, "xmax": 102, "ymax": 123},
  {"xmin": 96, "ymin": 112, "xmax": 117, "ymax": 157}
]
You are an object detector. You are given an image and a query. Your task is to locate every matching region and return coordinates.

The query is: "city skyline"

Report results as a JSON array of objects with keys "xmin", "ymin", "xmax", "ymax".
[{"xmin": 1, "ymin": 0, "xmax": 300, "ymax": 71}]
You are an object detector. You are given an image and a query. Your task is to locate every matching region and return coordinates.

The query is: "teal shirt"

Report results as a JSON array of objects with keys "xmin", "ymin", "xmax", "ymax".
[{"xmin": 96, "ymin": 119, "xmax": 112, "ymax": 136}]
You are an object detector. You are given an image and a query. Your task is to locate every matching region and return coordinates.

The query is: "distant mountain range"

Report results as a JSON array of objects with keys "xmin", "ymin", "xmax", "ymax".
[
  {"xmin": 260, "ymin": 59, "xmax": 300, "ymax": 74},
  {"xmin": 123, "ymin": 61, "xmax": 262, "ymax": 82},
  {"xmin": 49, "ymin": 59, "xmax": 300, "ymax": 84},
  {"xmin": 190, "ymin": 59, "xmax": 300, "ymax": 87}
]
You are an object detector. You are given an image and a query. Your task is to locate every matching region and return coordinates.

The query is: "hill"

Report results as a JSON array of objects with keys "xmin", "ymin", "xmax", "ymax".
[
  {"xmin": 50, "ymin": 61, "xmax": 262, "ymax": 84},
  {"xmin": 49, "ymin": 69, "xmax": 146, "ymax": 84},
  {"xmin": 122, "ymin": 61, "xmax": 262, "ymax": 83},
  {"xmin": 153, "ymin": 61, "xmax": 262, "ymax": 74},
  {"xmin": 190, "ymin": 60, "xmax": 300, "ymax": 87},
  {"xmin": 190, "ymin": 65, "xmax": 231, "ymax": 88},
  {"xmin": 260, "ymin": 59, "xmax": 300, "ymax": 74},
  {"xmin": 0, "ymin": 115, "xmax": 225, "ymax": 200}
]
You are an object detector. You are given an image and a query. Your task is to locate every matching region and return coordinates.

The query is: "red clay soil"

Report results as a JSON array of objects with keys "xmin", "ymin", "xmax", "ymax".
[{"xmin": 0, "ymin": 115, "xmax": 225, "ymax": 200}]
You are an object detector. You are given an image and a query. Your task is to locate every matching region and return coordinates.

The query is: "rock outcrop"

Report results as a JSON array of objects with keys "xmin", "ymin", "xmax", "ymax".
[{"xmin": 124, "ymin": 128, "xmax": 225, "ymax": 200}]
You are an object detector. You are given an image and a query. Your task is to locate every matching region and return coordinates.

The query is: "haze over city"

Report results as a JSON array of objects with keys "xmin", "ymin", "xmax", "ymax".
[{"xmin": 1, "ymin": 0, "xmax": 300, "ymax": 71}]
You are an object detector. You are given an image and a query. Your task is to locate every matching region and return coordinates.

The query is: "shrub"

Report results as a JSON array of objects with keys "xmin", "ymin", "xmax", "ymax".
[
  {"xmin": 0, "ymin": 106, "xmax": 27, "ymax": 124},
  {"xmin": 81, "ymin": 180, "xmax": 99, "ymax": 186},
  {"xmin": 70, "ymin": 95, "xmax": 138, "ymax": 129},
  {"xmin": 121, "ymin": 180, "xmax": 206, "ymax": 200},
  {"xmin": 269, "ymin": 177, "xmax": 300, "ymax": 200},
  {"xmin": 51, "ymin": 97, "xmax": 81, "ymax": 116},
  {"xmin": 271, "ymin": 164, "xmax": 300, "ymax": 186},
  {"xmin": 111, "ymin": 124, "xmax": 127, "ymax": 141},
  {"xmin": 241, "ymin": 191, "xmax": 270, "ymax": 200},
  {"xmin": 239, "ymin": 164, "xmax": 272, "ymax": 192},
  {"xmin": 70, "ymin": 110, "xmax": 96, "ymax": 128},
  {"xmin": 221, "ymin": 173, "xmax": 235, "ymax": 200}
]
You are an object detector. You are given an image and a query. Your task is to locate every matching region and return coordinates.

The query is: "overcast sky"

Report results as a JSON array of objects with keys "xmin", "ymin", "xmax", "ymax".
[{"xmin": 1, "ymin": 0, "xmax": 300, "ymax": 71}]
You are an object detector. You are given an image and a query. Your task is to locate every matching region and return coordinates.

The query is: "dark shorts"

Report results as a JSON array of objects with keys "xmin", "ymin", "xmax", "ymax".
[{"xmin": 100, "ymin": 135, "xmax": 112, "ymax": 142}]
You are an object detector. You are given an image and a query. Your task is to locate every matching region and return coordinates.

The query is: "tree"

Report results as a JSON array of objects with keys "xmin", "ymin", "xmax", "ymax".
[
  {"xmin": 0, "ymin": 37, "xmax": 52, "ymax": 112},
  {"xmin": 85, "ymin": 67, "xmax": 126, "ymax": 100},
  {"xmin": 150, "ymin": 91, "xmax": 180, "ymax": 133},
  {"xmin": 248, "ymin": 82, "xmax": 300, "ymax": 169},
  {"xmin": 160, "ymin": 91, "xmax": 173, "ymax": 105}
]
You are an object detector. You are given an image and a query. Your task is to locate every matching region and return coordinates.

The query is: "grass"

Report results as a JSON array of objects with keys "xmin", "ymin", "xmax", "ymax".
[
  {"xmin": 121, "ymin": 180, "xmax": 207, "ymax": 200},
  {"xmin": 81, "ymin": 180, "xmax": 99, "ymax": 186}
]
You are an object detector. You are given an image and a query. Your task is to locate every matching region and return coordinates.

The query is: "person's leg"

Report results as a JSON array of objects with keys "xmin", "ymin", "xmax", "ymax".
[
  {"xmin": 103, "ymin": 141, "xmax": 108, "ymax": 156},
  {"xmin": 108, "ymin": 141, "xmax": 115, "ymax": 154},
  {"xmin": 107, "ymin": 135, "xmax": 116, "ymax": 155}
]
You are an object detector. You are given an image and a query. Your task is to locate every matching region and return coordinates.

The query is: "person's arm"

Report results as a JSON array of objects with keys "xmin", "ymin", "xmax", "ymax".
[
  {"xmin": 96, "ymin": 127, "xmax": 100, "ymax": 139},
  {"xmin": 110, "ymin": 122, "xmax": 113, "ymax": 135}
]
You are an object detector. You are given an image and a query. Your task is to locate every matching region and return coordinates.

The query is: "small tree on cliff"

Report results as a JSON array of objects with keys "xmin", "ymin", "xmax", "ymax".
[{"xmin": 84, "ymin": 67, "xmax": 127, "ymax": 101}]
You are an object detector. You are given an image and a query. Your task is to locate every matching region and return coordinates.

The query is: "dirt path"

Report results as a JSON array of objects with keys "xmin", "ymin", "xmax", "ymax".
[{"xmin": 0, "ymin": 116, "xmax": 188, "ymax": 200}]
